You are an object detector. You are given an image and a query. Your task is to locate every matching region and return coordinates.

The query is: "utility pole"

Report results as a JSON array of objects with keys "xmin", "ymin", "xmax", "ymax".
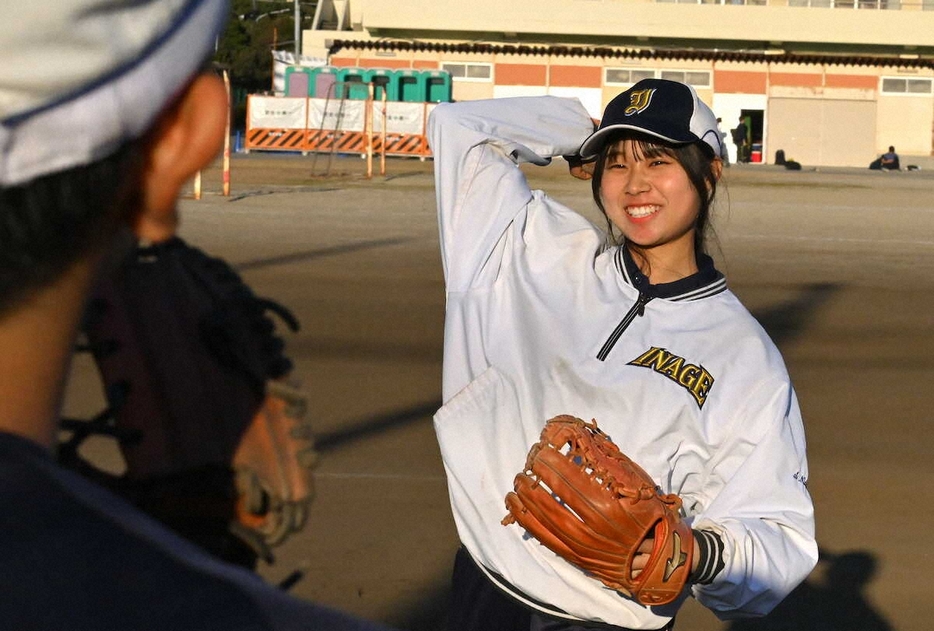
[{"xmin": 294, "ymin": 0, "xmax": 300, "ymax": 57}]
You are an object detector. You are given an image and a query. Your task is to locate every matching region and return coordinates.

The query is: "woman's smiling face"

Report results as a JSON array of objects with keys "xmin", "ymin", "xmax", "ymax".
[{"xmin": 599, "ymin": 138, "xmax": 702, "ymax": 268}]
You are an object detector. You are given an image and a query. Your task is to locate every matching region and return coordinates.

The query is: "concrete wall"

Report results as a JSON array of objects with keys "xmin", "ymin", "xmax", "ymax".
[{"xmin": 877, "ymin": 91, "xmax": 934, "ymax": 154}]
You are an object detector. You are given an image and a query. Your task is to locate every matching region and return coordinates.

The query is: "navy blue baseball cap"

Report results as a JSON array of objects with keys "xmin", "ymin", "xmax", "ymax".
[{"xmin": 579, "ymin": 78, "xmax": 722, "ymax": 160}]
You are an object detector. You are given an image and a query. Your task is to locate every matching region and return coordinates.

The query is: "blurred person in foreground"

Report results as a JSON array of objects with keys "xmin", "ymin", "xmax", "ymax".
[{"xmin": 0, "ymin": 1, "xmax": 389, "ymax": 629}]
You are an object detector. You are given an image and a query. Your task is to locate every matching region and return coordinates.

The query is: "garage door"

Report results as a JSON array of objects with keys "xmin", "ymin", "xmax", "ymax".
[{"xmin": 767, "ymin": 98, "xmax": 876, "ymax": 168}]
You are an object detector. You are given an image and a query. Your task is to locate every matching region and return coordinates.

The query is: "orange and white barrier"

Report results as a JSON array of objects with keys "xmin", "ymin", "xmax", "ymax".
[{"xmin": 244, "ymin": 95, "xmax": 436, "ymax": 159}]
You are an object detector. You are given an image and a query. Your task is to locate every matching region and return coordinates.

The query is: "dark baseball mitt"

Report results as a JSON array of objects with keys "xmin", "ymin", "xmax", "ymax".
[
  {"xmin": 502, "ymin": 415, "xmax": 693, "ymax": 606},
  {"xmin": 63, "ymin": 236, "xmax": 316, "ymax": 567}
]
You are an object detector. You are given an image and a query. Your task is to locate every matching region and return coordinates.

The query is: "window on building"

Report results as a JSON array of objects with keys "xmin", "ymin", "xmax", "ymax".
[
  {"xmin": 605, "ymin": 68, "xmax": 712, "ymax": 88},
  {"xmin": 881, "ymin": 77, "xmax": 933, "ymax": 94},
  {"xmin": 787, "ymin": 0, "xmax": 901, "ymax": 6},
  {"xmin": 441, "ymin": 62, "xmax": 492, "ymax": 81},
  {"xmin": 657, "ymin": 0, "xmax": 767, "ymax": 4},
  {"xmin": 605, "ymin": 68, "xmax": 655, "ymax": 85},
  {"xmin": 660, "ymin": 70, "xmax": 712, "ymax": 87}
]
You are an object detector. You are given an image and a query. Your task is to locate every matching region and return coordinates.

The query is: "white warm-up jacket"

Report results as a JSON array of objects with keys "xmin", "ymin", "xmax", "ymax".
[{"xmin": 428, "ymin": 96, "xmax": 817, "ymax": 629}]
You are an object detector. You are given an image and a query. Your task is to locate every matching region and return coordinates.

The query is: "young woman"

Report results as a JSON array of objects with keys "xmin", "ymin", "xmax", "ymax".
[{"xmin": 428, "ymin": 79, "xmax": 817, "ymax": 630}]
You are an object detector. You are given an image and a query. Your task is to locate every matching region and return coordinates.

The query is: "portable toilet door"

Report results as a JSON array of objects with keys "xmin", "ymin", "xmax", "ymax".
[
  {"xmin": 309, "ymin": 66, "xmax": 339, "ymax": 99},
  {"xmin": 424, "ymin": 70, "xmax": 452, "ymax": 103},
  {"xmin": 369, "ymin": 68, "xmax": 395, "ymax": 101},
  {"xmin": 285, "ymin": 66, "xmax": 311, "ymax": 97},
  {"xmin": 336, "ymin": 67, "xmax": 369, "ymax": 100},
  {"xmin": 396, "ymin": 69, "xmax": 426, "ymax": 103}
]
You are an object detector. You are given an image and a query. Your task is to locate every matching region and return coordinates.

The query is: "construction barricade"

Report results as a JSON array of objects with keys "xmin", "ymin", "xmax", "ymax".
[
  {"xmin": 244, "ymin": 94, "xmax": 437, "ymax": 159},
  {"xmin": 245, "ymin": 97, "xmax": 309, "ymax": 152}
]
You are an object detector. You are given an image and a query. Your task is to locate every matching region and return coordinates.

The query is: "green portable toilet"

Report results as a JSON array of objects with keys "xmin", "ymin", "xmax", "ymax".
[
  {"xmin": 368, "ymin": 68, "xmax": 396, "ymax": 101},
  {"xmin": 396, "ymin": 69, "xmax": 426, "ymax": 103},
  {"xmin": 308, "ymin": 66, "xmax": 339, "ymax": 98},
  {"xmin": 423, "ymin": 70, "xmax": 452, "ymax": 103},
  {"xmin": 284, "ymin": 66, "xmax": 312, "ymax": 97},
  {"xmin": 335, "ymin": 67, "xmax": 369, "ymax": 100}
]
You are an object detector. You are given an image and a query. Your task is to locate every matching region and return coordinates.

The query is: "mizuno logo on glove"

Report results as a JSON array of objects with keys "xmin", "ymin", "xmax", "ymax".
[{"xmin": 664, "ymin": 531, "xmax": 688, "ymax": 581}]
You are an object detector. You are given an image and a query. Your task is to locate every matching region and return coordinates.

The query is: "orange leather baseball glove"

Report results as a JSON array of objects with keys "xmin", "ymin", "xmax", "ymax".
[{"xmin": 503, "ymin": 415, "xmax": 693, "ymax": 606}]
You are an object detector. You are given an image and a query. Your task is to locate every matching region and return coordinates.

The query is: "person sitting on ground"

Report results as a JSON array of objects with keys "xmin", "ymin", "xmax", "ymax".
[
  {"xmin": 880, "ymin": 146, "xmax": 900, "ymax": 171},
  {"xmin": 870, "ymin": 146, "xmax": 900, "ymax": 171}
]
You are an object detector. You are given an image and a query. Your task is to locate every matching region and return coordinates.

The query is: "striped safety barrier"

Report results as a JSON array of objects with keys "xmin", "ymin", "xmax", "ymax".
[
  {"xmin": 379, "ymin": 133, "xmax": 427, "ymax": 157},
  {"xmin": 245, "ymin": 128, "xmax": 307, "ymax": 152}
]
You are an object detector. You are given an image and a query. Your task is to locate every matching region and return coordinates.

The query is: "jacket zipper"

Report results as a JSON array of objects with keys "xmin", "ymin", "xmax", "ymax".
[{"xmin": 596, "ymin": 292, "xmax": 653, "ymax": 361}]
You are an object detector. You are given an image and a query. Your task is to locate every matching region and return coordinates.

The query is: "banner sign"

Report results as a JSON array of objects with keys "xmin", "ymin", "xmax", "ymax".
[
  {"xmin": 307, "ymin": 99, "xmax": 365, "ymax": 132},
  {"xmin": 248, "ymin": 97, "xmax": 307, "ymax": 130}
]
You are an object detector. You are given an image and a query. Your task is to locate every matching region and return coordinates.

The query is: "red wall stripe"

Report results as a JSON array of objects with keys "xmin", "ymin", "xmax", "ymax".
[
  {"xmin": 549, "ymin": 65, "xmax": 601, "ymax": 88},
  {"xmin": 495, "ymin": 63, "xmax": 547, "ymax": 86},
  {"xmin": 356, "ymin": 57, "xmax": 412, "ymax": 69},
  {"xmin": 770, "ymin": 72, "xmax": 823, "ymax": 87},
  {"xmin": 825, "ymin": 74, "xmax": 878, "ymax": 89},
  {"xmin": 714, "ymin": 70, "xmax": 767, "ymax": 94}
]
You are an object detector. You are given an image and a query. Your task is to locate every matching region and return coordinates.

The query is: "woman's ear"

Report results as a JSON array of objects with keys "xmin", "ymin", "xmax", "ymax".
[
  {"xmin": 133, "ymin": 72, "xmax": 228, "ymax": 241},
  {"xmin": 711, "ymin": 157, "xmax": 724, "ymax": 182}
]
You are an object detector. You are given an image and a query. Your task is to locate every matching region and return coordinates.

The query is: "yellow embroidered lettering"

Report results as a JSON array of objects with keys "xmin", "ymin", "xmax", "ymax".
[{"xmin": 628, "ymin": 348, "xmax": 715, "ymax": 409}]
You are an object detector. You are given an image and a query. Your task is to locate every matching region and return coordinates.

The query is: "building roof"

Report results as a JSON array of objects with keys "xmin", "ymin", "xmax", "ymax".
[{"xmin": 329, "ymin": 38, "xmax": 934, "ymax": 70}]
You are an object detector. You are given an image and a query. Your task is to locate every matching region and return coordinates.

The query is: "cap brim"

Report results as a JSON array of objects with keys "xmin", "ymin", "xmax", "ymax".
[{"xmin": 578, "ymin": 124, "xmax": 696, "ymax": 161}]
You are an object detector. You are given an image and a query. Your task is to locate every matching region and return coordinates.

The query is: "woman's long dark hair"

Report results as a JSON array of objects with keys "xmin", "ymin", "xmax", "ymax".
[{"xmin": 590, "ymin": 131, "xmax": 719, "ymax": 263}]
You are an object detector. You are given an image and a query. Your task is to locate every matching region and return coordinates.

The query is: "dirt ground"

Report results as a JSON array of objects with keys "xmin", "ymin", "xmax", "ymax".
[{"xmin": 62, "ymin": 152, "xmax": 934, "ymax": 631}]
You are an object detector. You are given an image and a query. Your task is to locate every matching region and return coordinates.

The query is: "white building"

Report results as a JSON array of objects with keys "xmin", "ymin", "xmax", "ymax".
[{"xmin": 301, "ymin": 0, "xmax": 934, "ymax": 167}]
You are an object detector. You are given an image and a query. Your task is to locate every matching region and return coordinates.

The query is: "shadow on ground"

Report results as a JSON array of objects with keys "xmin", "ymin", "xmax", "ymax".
[
  {"xmin": 235, "ymin": 237, "xmax": 418, "ymax": 272},
  {"xmin": 728, "ymin": 547, "xmax": 893, "ymax": 631},
  {"xmin": 315, "ymin": 401, "xmax": 443, "ymax": 453},
  {"xmin": 749, "ymin": 282, "xmax": 840, "ymax": 347}
]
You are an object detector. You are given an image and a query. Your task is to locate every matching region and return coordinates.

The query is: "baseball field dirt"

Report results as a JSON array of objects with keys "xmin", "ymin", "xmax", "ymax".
[{"xmin": 62, "ymin": 151, "xmax": 934, "ymax": 631}]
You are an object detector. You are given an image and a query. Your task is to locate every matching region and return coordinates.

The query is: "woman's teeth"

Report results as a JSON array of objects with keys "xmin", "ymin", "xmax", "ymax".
[{"xmin": 626, "ymin": 205, "xmax": 658, "ymax": 218}]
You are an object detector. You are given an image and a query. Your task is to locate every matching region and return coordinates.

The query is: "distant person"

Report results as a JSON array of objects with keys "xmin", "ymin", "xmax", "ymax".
[
  {"xmin": 881, "ymin": 146, "xmax": 900, "ymax": 170},
  {"xmin": 869, "ymin": 146, "xmax": 900, "ymax": 171},
  {"xmin": 0, "ymin": 1, "xmax": 389, "ymax": 629},
  {"xmin": 732, "ymin": 115, "xmax": 749, "ymax": 163}
]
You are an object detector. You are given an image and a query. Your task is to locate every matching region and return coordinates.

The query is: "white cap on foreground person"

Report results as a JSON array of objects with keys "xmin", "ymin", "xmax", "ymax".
[
  {"xmin": 0, "ymin": 2, "xmax": 390, "ymax": 629},
  {"xmin": 0, "ymin": 0, "xmax": 224, "ymax": 187}
]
